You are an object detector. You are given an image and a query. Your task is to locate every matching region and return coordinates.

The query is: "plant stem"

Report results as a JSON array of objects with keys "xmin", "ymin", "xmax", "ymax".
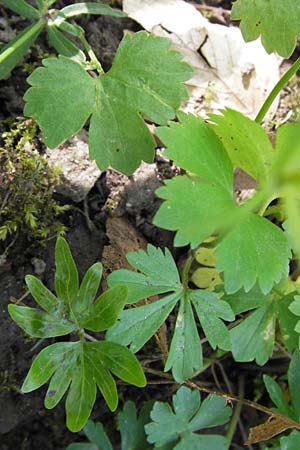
[
  {"xmin": 225, "ymin": 375, "xmax": 244, "ymax": 449},
  {"xmin": 181, "ymin": 251, "xmax": 194, "ymax": 289},
  {"xmin": 256, "ymin": 56, "xmax": 300, "ymax": 123},
  {"xmin": 79, "ymin": 33, "xmax": 104, "ymax": 74}
]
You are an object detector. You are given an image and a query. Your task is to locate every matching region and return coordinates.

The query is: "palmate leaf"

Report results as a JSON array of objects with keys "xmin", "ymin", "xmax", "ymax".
[
  {"xmin": 8, "ymin": 237, "xmax": 146, "ymax": 431},
  {"xmin": 154, "ymin": 112, "xmax": 291, "ymax": 294},
  {"xmin": 145, "ymin": 386, "xmax": 231, "ymax": 450},
  {"xmin": 231, "ymin": 0, "xmax": 300, "ymax": 57},
  {"xmin": 107, "ymin": 245, "xmax": 234, "ymax": 382},
  {"xmin": 24, "ymin": 31, "xmax": 193, "ymax": 175},
  {"xmin": 22, "ymin": 341, "xmax": 145, "ymax": 432},
  {"xmin": 224, "ymin": 289, "xmax": 298, "ymax": 365}
]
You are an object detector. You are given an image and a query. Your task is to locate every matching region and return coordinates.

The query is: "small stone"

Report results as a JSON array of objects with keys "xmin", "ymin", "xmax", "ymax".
[
  {"xmin": 31, "ymin": 257, "xmax": 46, "ymax": 276},
  {"xmin": 46, "ymin": 130, "xmax": 101, "ymax": 202}
]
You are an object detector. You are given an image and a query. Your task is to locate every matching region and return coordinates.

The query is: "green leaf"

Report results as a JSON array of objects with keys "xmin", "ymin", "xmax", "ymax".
[
  {"xmin": 106, "ymin": 293, "xmax": 179, "ymax": 352},
  {"xmin": 0, "ymin": 21, "xmax": 43, "ymax": 80},
  {"xmin": 24, "ymin": 32, "xmax": 193, "ymax": 175},
  {"xmin": 156, "ymin": 112, "xmax": 233, "ymax": 193},
  {"xmin": 263, "ymin": 374, "xmax": 291, "ymax": 418},
  {"xmin": 66, "ymin": 444, "xmax": 98, "ymax": 450},
  {"xmin": 272, "ymin": 123, "xmax": 300, "ymax": 255},
  {"xmin": 165, "ymin": 296, "xmax": 203, "ymax": 383},
  {"xmin": 108, "ymin": 244, "xmax": 181, "ymax": 303},
  {"xmin": 227, "ymin": 290, "xmax": 298, "ymax": 365},
  {"xmin": 55, "ymin": 236, "xmax": 79, "ymax": 309},
  {"xmin": 25, "ymin": 274, "xmax": 60, "ymax": 314},
  {"xmin": 173, "ymin": 434, "xmax": 227, "ymax": 450},
  {"xmin": 118, "ymin": 401, "xmax": 153, "ymax": 450},
  {"xmin": 2, "ymin": 0, "xmax": 40, "ymax": 19},
  {"xmin": 73, "ymin": 262, "xmax": 102, "ymax": 316},
  {"xmin": 280, "ymin": 430, "xmax": 300, "ymax": 450},
  {"xmin": 231, "ymin": 0, "xmax": 300, "ymax": 57},
  {"xmin": 22, "ymin": 342, "xmax": 76, "ymax": 392},
  {"xmin": 229, "ymin": 296, "xmax": 276, "ymax": 365},
  {"xmin": 22, "ymin": 340, "xmax": 145, "ymax": 432},
  {"xmin": 145, "ymin": 386, "xmax": 231, "ymax": 449},
  {"xmin": 216, "ymin": 214, "xmax": 291, "ymax": 294},
  {"xmin": 154, "ymin": 175, "xmax": 236, "ymax": 248},
  {"xmin": 46, "ymin": 25, "xmax": 86, "ymax": 63},
  {"xmin": 210, "ymin": 109, "xmax": 274, "ymax": 185},
  {"xmin": 288, "ymin": 351, "xmax": 300, "ymax": 420},
  {"xmin": 79, "ymin": 284, "xmax": 127, "ymax": 332},
  {"xmin": 191, "ymin": 290, "xmax": 234, "ymax": 350},
  {"xmin": 84, "ymin": 421, "xmax": 113, "ymax": 450},
  {"xmin": 8, "ymin": 304, "xmax": 76, "ymax": 338},
  {"xmin": 55, "ymin": 2, "xmax": 127, "ymax": 23},
  {"xmin": 107, "ymin": 245, "xmax": 234, "ymax": 381}
]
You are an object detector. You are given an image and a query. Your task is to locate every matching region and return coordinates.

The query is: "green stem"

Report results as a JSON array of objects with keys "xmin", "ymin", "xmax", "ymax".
[
  {"xmin": 225, "ymin": 375, "xmax": 244, "ymax": 449},
  {"xmin": 256, "ymin": 56, "xmax": 300, "ymax": 123},
  {"xmin": 181, "ymin": 251, "xmax": 194, "ymax": 289},
  {"xmin": 79, "ymin": 33, "xmax": 103, "ymax": 74}
]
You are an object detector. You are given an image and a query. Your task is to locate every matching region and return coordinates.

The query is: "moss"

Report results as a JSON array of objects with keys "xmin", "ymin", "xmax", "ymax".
[{"xmin": 0, "ymin": 118, "xmax": 68, "ymax": 249}]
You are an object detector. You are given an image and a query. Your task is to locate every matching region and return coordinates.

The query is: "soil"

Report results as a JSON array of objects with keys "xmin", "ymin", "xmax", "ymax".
[{"xmin": 0, "ymin": 1, "xmax": 298, "ymax": 449}]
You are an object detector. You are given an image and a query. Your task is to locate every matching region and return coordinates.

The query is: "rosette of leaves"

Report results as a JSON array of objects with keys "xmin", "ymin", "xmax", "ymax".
[
  {"xmin": 8, "ymin": 237, "xmax": 146, "ymax": 432},
  {"xmin": 231, "ymin": 0, "xmax": 300, "ymax": 57},
  {"xmin": 107, "ymin": 244, "xmax": 235, "ymax": 382},
  {"xmin": 154, "ymin": 110, "xmax": 300, "ymax": 294},
  {"xmin": 0, "ymin": 0, "xmax": 127, "ymax": 80},
  {"xmin": 145, "ymin": 386, "xmax": 232, "ymax": 450},
  {"xmin": 23, "ymin": 30, "xmax": 193, "ymax": 175},
  {"xmin": 67, "ymin": 400, "xmax": 154, "ymax": 450}
]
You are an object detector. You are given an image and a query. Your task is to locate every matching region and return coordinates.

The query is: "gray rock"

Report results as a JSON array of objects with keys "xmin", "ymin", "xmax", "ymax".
[{"xmin": 46, "ymin": 130, "xmax": 101, "ymax": 202}]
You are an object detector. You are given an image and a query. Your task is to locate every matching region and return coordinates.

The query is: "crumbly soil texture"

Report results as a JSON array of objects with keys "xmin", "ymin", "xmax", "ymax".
[{"xmin": 0, "ymin": 1, "xmax": 296, "ymax": 449}]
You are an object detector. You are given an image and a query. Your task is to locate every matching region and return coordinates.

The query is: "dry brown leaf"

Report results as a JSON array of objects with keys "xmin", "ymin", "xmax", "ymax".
[{"xmin": 245, "ymin": 416, "xmax": 298, "ymax": 445}]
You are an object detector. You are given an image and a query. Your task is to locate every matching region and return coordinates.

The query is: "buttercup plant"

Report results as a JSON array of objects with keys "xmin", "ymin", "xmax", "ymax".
[{"xmin": 5, "ymin": 0, "xmax": 300, "ymax": 447}]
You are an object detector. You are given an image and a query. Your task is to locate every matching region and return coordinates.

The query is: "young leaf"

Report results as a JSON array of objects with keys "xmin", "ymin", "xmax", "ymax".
[
  {"xmin": 210, "ymin": 109, "xmax": 274, "ymax": 186},
  {"xmin": 55, "ymin": 2, "xmax": 127, "ymax": 23},
  {"xmin": 55, "ymin": 236, "xmax": 79, "ymax": 309},
  {"xmin": 24, "ymin": 32, "xmax": 193, "ymax": 175},
  {"xmin": 216, "ymin": 214, "xmax": 291, "ymax": 294},
  {"xmin": 145, "ymin": 386, "xmax": 231, "ymax": 449},
  {"xmin": 46, "ymin": 25, "xmax": 86, "ymax": 63},
  {"xmin": 9, "ymin": 237, "xmax": 145, "ymax": 432},
  {"xmin": 231, "ymin": 0, "xmax": 300, "ymax": 57},
  {"xmin": 107, "ymin": 244, "xmax": 234, "ymax": 382}
]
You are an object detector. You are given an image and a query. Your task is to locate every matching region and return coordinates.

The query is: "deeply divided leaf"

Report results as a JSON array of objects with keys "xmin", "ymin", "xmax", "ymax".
[
  {"xmin": 107, "ymin": 244, "xmax": 234, "ymax": 381},
  {"xmin": 24, "ymin": 31, "xmax": 193, "ymax": 175},
  {"xmin": 145, "ymin": 386, "xmax": 231, "ymax": 449}
]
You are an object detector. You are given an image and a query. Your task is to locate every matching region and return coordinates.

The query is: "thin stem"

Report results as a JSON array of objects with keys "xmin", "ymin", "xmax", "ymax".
[
  {"xmin": 225, "ymin": 375, "xmax": 244, "ymax": 449},
  {"xmin": 256, "ymin": 56, "xmax": 300, "ymax": 123},
  {"xmin": 79, "ymin": 33, "xmax": 104, "ymax": 74},
  {"xmin": 181, "ymin": 251, "xmax": 194, "ymax": 289}
]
